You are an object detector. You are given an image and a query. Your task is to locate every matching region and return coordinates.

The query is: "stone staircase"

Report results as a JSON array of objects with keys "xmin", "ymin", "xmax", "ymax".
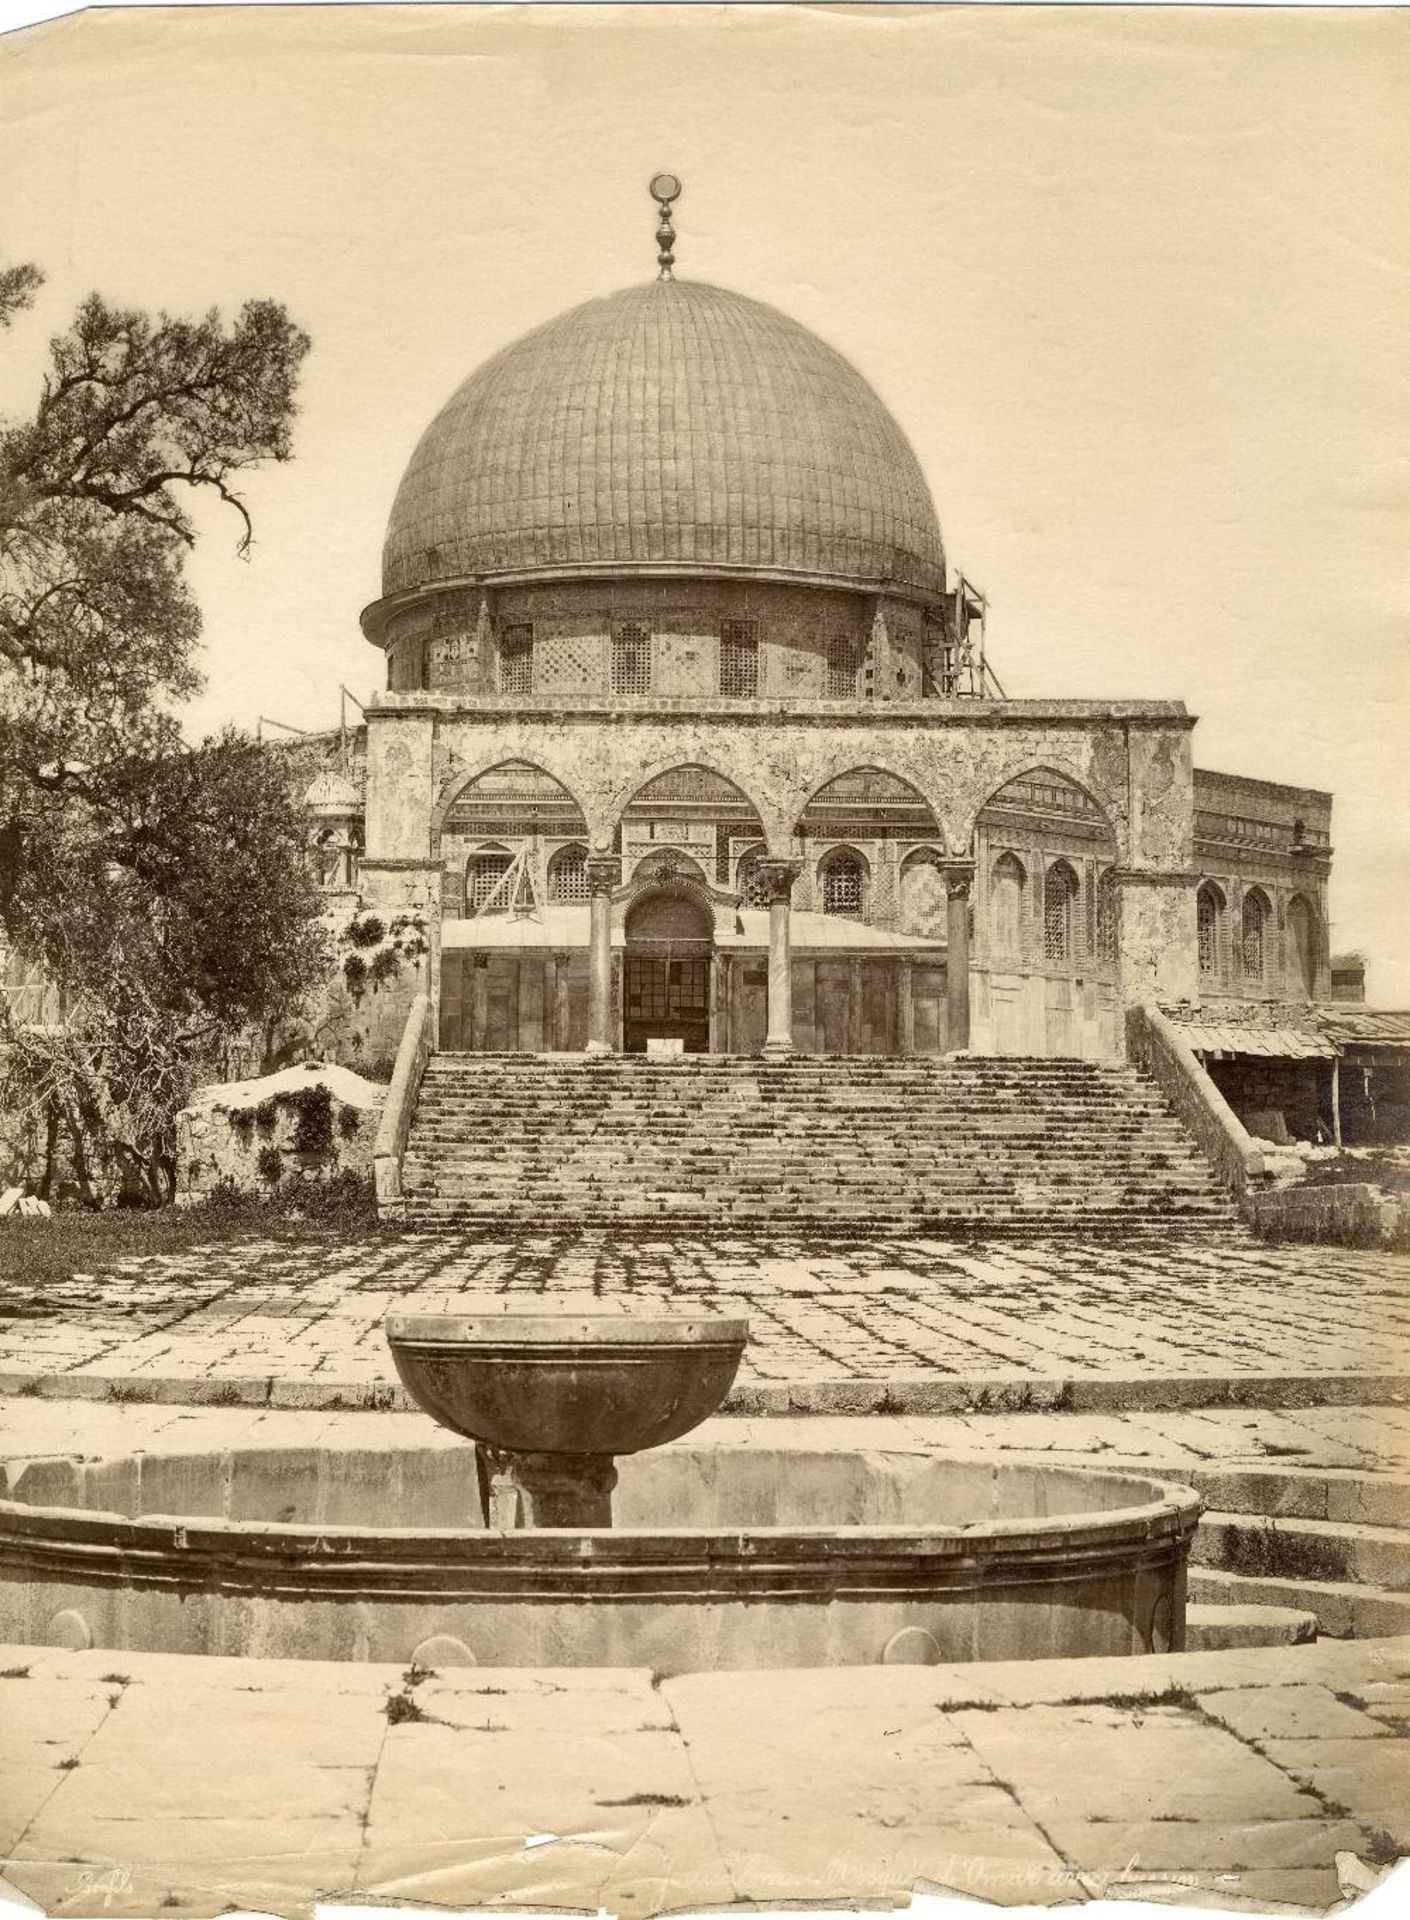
[
  {"xmin": 1188, "ymin": 1465, "xmax": 1410, "ymax": 1640},
  {"xmin": 399, "ymin": 1053, "xmax": 1241, "ymax": 1235}
]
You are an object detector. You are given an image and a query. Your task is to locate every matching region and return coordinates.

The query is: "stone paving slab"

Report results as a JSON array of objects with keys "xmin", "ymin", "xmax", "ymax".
[
  {"xmin": 2, "ymin": 1230, "xmax": 1409, "ymax": 1410},
  {"xmin": 3, "ymin": 1639, "xmax": 1410, "ymax": 1917},
  {"xmin": 3, "ymin": 1396, "xmax": 1409, "ymax": 1480}
]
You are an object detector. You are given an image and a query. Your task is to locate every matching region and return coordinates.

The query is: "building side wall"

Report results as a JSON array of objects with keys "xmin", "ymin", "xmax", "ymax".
[{"xmin": 1191, "ymin": 767, "xmax": 1333, "ymax": 1005}]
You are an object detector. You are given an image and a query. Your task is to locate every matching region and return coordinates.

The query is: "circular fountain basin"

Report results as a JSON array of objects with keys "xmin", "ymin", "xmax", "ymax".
[
  {"xmin": 385, "ymin": 1311, "xmax": 750, "ymax": 1455},
  {"xmin": 0, "ymin": 1442, "xmax": 1200, "ymax": 1673}
]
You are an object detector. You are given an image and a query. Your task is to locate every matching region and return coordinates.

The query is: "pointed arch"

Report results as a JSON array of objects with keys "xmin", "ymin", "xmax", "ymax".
[
  {"xmin": 1240, "ymin": 886, "xmax": 1270, "ymax": 983},
  {"xmin": 432, "ymin": 755, "xmax": 589, "ymax": 851},
  {"xmin": 991, "ymin": 850, "xmax": 1027, "ymax": 959},
  {"xmin": 973, "ymin": 763, "xmax": 1117, "ymax": 845},
  {"xmin": 616, "ymin": 763, "xmax": 767, "ymax": 889},
  {"xmin": 1197, "ymin": 881, "xmax": 1227, "ymax": 979}
]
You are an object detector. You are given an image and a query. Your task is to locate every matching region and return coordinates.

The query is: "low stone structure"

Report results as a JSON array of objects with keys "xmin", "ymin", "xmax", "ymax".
[{"xmin": 174, "ymin": 1062, "xmax": 384, "ymax": 1207}]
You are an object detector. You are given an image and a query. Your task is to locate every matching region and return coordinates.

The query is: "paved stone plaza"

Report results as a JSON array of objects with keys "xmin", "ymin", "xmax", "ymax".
[
  {"xmin": 2, "ymin": 1634, "xmax": 1408, "ymax": 1918},
  {"xmin": 2, "ymin": 1230, "xmax": 1408, "ymax": 1407}
]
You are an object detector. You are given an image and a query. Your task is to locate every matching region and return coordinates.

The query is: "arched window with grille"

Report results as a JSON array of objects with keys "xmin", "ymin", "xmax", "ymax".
[
  {"xmin": 820, "ymin": 849, "xmax": 867, "ymax": 919},
  {"xmin": 1043, "ymin": 860, "xmax": 1079, "ymax": 962},
  {"xmin": 1197, "ymin": 882, "xmax": 1225, "ymax": 978},
  {"xmin": 991, "ymin": 852, "xmax": 1026, "ymax": 958},
  {"xmin": 1241, "ymin": 889, "xmax": 1268, "ymax": 982},
  {"xmin": 547, "ymin": 844, "xmax": 588, "ymax": 902},
  {"xmin": 466, "ymin": 847, "xmax": 514, "ymax": 915},
  {"xmin": 735, "ymin": 844, "xmax": 772, "ymax": 909}
]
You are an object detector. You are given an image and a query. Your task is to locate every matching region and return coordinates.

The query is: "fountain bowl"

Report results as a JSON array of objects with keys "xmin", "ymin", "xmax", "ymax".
[{"xmin": 384, "ymin": 1311, "xmax": 749, "ymax": 1457}]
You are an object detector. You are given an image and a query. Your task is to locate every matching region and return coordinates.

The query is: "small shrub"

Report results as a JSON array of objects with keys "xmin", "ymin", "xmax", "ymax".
[
  {"xmin": 256, "ymin": 1145, "xmax": 283, "ymax": 1185},
  {"xmin": 253, "ymin": 1097, "xmax": 279, "ymax": 1133},
  {"xmin": 367, "ymin": 948, "xmax": 401, "ymax": 988},
  {"xmin": 342, "ymin": 954, "xmax": 368, "ymax": 994},
  {"xmin": 338, "ymin": 1106, "xmax": 362, "ymax": 1140},
  {"xmin": 287, "ymin": 1084, "xmax": 334, "ymax": 1154},
  {"xmin": 347, "ymin": 914, "xmax": 386, "ymax": 950}
]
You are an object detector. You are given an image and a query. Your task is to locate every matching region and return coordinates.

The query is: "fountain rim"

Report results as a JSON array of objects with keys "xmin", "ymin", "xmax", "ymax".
[{"xmin": 385, "ymin": 1312, "xmax": 750, "ymax": 1350}]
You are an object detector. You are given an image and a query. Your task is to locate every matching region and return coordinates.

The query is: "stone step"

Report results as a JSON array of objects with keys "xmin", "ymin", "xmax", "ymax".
[
  {"xmin": 1184, "ymin": 1602, "xmax": 1318, "ymax": 1651},
  {"xmin": 1193, "ymin": 1511, "xmax": 1410, "ymax": 1591},
  {"xmin": 1189, "ymin": 1566, "xmax": 1410, "ymax": 1640},
  {"xmin": 400, "ymin": 1055, "xmax": 1236, "ymax": 1232},
  {"xmin": 1189, "ymin": 1469, "xmax": 1410, "ymax": 1531}
]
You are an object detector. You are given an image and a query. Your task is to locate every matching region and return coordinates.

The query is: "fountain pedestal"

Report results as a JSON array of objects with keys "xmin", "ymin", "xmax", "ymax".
[
  {"xmin": 386, "ymin": 1311, "xmax": 750, "ymax": 1528},
  {"xmin": 481, "ymin": 1447, "xmax": 618, "ymax": 1528}
]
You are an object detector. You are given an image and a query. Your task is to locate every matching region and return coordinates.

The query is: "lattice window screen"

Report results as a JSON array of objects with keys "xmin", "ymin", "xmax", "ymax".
[
  {"xmin": 467, "ymin": 854, "xmax": 514, "ymax": 913},
  {"xmin": 611, "ymin": 625, "xmax": 652, "ymax": 694},
  {"xmin": 1043, "ymin": 863, "xmax": 1077, "ymax": 962},
  {"xmin": 548, "ymin": 846, "xmax": 588, "ymax": 902},
  {"xmin": 1241, "ymin": 894, "xmax": 1266, "ymax": 979},
  {"xmin": 719, "ymin": 621, "xmax": 759, "ymax": 696},
  {"xmin": 1197, "ymin": 889, "xmax": 1219, "ymax": 975},
  {"xmin": 822, "ymin": 856, "xmax": 865, "ymax": 918},
  {"xmin": 500, "ymin": 625, "xmax": 533, "ymax": 695},
  {"xmin": 537, "ymin": 632, "xmax": 602, "ymax": 695},
  {"xmin": 826, "ymin": 633, "xmax": 860, "ymax": 699}
]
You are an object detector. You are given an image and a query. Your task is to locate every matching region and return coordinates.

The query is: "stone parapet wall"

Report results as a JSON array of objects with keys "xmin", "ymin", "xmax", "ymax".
[
  {"xmin": 175, "ymin": 1064, "xmax": 384, "ymax": 1207},
  {"xmin": 1248, "ymin": 1181, "xmax": 1408, "ymax": 1249}
]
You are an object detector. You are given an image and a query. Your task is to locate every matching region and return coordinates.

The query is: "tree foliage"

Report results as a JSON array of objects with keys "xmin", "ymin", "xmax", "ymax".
[{"xmin": 0, "ymin": 265, "xmax": 323, "ymax": 1205}]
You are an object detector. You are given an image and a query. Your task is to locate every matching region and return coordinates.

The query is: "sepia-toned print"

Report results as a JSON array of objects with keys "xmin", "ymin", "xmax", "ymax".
[{"xmin": 1, "ymin": 7, "xmax": 1408, "ymax": 1919}]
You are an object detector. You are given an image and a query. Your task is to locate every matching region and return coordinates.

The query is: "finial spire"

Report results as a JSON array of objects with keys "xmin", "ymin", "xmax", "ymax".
[{"xmin": 649, "ymin": 173, "xmax": 682, "ymax": 280}]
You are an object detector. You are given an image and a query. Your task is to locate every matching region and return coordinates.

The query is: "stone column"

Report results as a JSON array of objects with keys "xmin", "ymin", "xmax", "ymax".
[
  {"xmin": 942, "ymin": 859, "xmax": 975, "ymax": 1052},
  {"xmin": 470, "ymin": 956, "xmax": 489, "ymax": 1053},
  {"xmin": 709, "ymin": 953, "xmax": 726, "ymax": 1055},
  {"xmin": 846, "ymin": 958, "xmax": 863, "ymax": 1054},
  {"xmin": 757, "ymin": 858, "xmax": 803, "ymax": 1055},
  {"xmin": 897, "ymin": 956, "xmax": 915, "ymax": 1056},
  {"xmin": 585, "ymin": 855, "xmax": 619, "ymax": 1055},
  {"xmin": 553, "ymin": 954, "xmax": 571, "ymax": 1052}
]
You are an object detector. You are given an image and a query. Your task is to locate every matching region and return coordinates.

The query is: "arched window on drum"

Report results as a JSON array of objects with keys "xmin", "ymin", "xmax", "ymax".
[
  {"xmin": 1043, "ymin": 860, "xmax": 1080, "ymax": 963},
  {"xmin": 990, "ymin": 852, "xmax": 1026, "ymax": 960}
]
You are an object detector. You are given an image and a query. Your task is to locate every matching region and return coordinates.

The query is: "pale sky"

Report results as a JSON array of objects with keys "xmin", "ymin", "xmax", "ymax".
[{"xmin": 2, "ymin": 5, "xmax": 1407, "ymax": 996}]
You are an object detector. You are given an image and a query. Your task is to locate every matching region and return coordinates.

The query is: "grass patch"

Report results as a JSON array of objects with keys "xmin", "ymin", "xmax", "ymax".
[{"xmin": 0, "ymin": 1173, "xmax": 389, "ymax": 1290}]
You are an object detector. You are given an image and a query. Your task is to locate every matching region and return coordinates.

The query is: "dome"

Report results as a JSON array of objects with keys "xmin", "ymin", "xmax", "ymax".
[
  {"xmin": 304, "ymin": 769, "xmax": 362, "ymax": 817},
  {"xmin": 381, "ymin": 280, "xmax": 947, "ymax": 603}
]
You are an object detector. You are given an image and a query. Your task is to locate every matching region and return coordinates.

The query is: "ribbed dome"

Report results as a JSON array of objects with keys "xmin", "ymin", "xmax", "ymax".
[{"xmin": 382, "ymin": 280, "xmax": 947, "ymax": 600}]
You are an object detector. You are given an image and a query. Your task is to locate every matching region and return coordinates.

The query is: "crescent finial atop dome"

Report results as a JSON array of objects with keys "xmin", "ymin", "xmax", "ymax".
[{"xmin": 649, "ymin": 172, "xmax": 681, "ymax": 280}]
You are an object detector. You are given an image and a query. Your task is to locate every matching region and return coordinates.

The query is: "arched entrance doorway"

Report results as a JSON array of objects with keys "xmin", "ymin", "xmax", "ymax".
[{"xmin": 623, "ymin": 886, "xmax": 714, "ymax": 1054}]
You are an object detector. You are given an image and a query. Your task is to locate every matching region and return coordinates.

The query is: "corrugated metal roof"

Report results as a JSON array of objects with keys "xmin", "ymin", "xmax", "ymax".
[{"xmin": 1184, "ymin": 1024, "xmax": 1337, "ymax": 1061}]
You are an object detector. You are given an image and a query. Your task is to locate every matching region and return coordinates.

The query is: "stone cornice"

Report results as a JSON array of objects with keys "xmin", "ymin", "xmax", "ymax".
[{"xmin": 366, "ymin": 693, "xmax": 1194, "ymax": 728}]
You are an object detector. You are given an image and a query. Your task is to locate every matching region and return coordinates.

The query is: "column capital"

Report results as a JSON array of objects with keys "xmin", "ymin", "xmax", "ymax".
[
  {"xmin": 754, "ymin": 856, "xmax": 804, "ymax": 906},
  {"xmin": 940, "ymin": 857, "xmax": 976, "ymax": 900},
  {"xmin": 585, "ymin": 853, "xmax": 621, "ymax": 897}
]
